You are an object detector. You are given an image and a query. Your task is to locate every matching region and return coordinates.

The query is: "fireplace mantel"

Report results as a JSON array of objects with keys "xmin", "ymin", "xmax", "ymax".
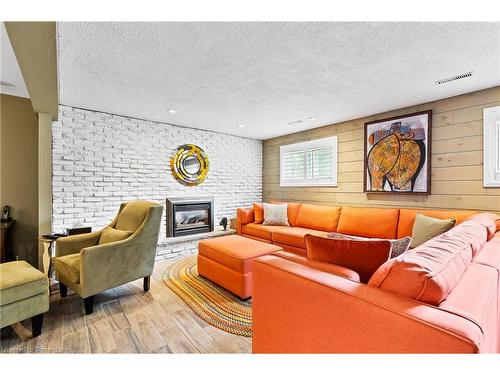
[{"xmin": 160, "ymin": 225, "xmax": 235, "ymax": 245}]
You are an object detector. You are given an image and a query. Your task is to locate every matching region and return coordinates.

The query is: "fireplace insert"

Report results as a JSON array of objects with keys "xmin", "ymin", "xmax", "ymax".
[{"xmin": 166, "ymin": 197, "xmax": 214, "ymax": 237}]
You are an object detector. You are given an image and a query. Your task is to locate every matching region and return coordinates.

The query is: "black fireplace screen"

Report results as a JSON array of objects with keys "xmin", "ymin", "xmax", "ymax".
[
  {"xmin": 175, "ymin": 208, "xmax": 209, "ymax": 230},
  {"xmin": 166, "ymin": 197, "xmax": 214, "ymax": 237}
]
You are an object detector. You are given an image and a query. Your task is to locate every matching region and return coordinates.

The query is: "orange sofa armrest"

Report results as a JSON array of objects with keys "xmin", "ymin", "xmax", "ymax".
[
  {"xmin": 236, "ymin": 207, "xmax": 254, "ymax": 235},
  {"xmin": 272, "ymin": 251, "xmax": 360, "ymax": 282},
  {"xmin": 252, "ymin": 256, "xmax": 482, "ymax": 353}
]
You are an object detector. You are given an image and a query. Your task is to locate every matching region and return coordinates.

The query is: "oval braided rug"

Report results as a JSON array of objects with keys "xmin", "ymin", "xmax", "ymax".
[{"xmin": 162, "ymin": 256, "xmax": 252, "ymax": 337}]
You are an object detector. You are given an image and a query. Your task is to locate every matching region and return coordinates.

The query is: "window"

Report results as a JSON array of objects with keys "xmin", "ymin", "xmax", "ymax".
[
  {"xmin": 280, "ymin": 136, "xmax": 337, "ymax": 187},
  {"xmin": 484, "ymin": 105, "xmax": 500, "ymax": 187}
]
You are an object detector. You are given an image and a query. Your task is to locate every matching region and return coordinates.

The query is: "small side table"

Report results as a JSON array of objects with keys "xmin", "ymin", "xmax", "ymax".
[
  {"xmin": 38, "ymin": 236, "xmax": 56, "ymax": 276},
  {"xmin": 37, "ymin": 236, "xmax": 57, "ymax": 294}
]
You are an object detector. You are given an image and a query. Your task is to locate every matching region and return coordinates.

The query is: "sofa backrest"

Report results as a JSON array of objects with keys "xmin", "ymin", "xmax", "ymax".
[
  {"xmin": 243, "ymin": 202, "xmax": 481, "ymax": 241},
  {"xmin": 294, "ymin": 204, "xmax": 342, "ymax": 232},
  {"xmin": 368, "ymin": 219, "xmax": 490, "ymax": 305},
  {"xmin": 337, "ymin": 206, "xmax": 400, "ymax": 239},
  {"xmin": 397, "ymin": 208, "xmax": 477, "ymax": 238}
]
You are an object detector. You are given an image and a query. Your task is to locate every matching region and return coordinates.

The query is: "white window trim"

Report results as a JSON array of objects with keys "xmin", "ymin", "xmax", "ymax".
[
  {"xmin": 483, "ymin": 105, "xmax": 500, "ymax": 187},
  {"xmin": 280, "ymin": 136, "xmax": 338, "ymax": 187}
]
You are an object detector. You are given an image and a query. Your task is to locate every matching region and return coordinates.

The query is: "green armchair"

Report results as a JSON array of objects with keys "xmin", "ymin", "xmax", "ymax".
[{"xmin": 54, "ymin": 200, "xmax": 163, "ymax": 314}]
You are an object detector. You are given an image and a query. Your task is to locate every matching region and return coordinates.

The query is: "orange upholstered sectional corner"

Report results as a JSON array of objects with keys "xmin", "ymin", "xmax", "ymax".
[{"xmin": 235, "ymin": 203, "xmax": 500, "ymax": 353}]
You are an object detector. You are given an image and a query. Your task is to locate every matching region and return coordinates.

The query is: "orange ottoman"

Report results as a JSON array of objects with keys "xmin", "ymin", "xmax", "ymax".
[{"xmin": 198, "ymin": 235, "xmax": 282, "ymax": 299}]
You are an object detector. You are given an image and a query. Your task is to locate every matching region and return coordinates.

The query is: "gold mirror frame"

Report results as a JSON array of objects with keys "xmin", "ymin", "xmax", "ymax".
[{"xmin": 170, "ymin": 144, "xmax": 209, "ymax": 186}]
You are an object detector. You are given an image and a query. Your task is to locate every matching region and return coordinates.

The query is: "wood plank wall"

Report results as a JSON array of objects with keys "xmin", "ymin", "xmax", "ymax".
[{"xmin": 263, "ymin": 86, "xmax": 500, "ymax": 213}]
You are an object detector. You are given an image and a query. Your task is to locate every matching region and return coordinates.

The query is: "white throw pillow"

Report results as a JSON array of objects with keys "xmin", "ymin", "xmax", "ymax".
[{"xmin": 263, "ymin": 203, "xmax": 290, "ymax": 226}]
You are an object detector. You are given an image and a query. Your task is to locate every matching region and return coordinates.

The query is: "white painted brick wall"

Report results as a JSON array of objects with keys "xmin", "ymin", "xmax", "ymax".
[{"xmin": 52, "ymin": 106, "xmax": 262, "ymax": 258}]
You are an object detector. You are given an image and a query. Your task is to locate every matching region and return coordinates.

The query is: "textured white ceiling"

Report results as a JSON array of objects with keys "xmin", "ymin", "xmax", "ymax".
[
  {"xmin": 58, "ymin": 22, "xmax": 500, "ymax": 140},
  {"xmin": 0, "ymin": 22, "xmax": 29, "ymax": 98}
]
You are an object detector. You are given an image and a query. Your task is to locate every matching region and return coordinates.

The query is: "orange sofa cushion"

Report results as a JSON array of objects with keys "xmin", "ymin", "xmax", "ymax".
[
  {"xmin": 295, "ymin": 204, "xmax": 341, "ymax": 232},
  {"xmin": 304, "ymin": 234, "xmax": 392, "ymax": 283},
  {"xmin": 286, "ymin": 203, "xmax": 302, "ymax": 227},
  {"xmin": 242, "ymin": 223, "xmax": 283, "ymax": 241},
  {"xmin": 198, "ymin": 235, "xmax": 282, "ymax": 274},
  {"xmin": 272, "ymin": 226, "xmax": 329, "ymax": 249},
  {"xmin": 253, "ymin": 203, "xmax": 264, "ymax": 224},
  {"xmin": 397, "ymin": 208, "xmax": 476, "ymax": 238},
  {"xmin": 337, "ymin": 206, "xmax": 399, "ymax": 239},
  {"xmin": 472, "ymin": 232, "xmax": 500, "ymax": 270},
  {"xmin": 369, "ymin": 220, "xmax": 489, "ymax": 305},
  {"xmin": 236, "ymin": 207, "xmax": 254, "ymax": 235}
]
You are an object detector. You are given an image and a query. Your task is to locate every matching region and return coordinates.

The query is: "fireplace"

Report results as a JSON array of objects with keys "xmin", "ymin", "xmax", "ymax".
[{"xmin": 166, "ymin": 197, "xmax": 214, "ymax": 237}]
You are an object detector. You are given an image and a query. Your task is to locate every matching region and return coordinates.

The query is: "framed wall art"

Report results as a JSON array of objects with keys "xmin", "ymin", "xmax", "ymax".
[{"xmin": 364, "ymin": 110, "xmax": 432, "ymax": 194}]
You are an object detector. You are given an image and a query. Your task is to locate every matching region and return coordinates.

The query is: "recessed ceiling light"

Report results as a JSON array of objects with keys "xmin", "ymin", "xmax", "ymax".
[
  {"xmin": 308, "ymin": 117, "xmax": 316, "ymax": 121},
  {"xmin": 237, "ymin": 124, "xmax": 245, "ymax": 128},
  {"xmin": 167, "ymin": 109, "xmax": 177, "ymax": 114}
]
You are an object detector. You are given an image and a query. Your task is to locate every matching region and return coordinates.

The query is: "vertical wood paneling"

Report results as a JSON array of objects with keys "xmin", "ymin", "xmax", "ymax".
[{"xmin": 263, "ymin": 86, "xmax": 500, "ymax": 213}]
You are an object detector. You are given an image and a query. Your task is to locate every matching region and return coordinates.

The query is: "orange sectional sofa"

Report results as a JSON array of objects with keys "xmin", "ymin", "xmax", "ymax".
[
  {"xmin": 240, "ymin": 203, "xmax": 500, "ymax": 353},
  {"xmin": 237, "ymin": 203, "xmax": 475, "ymax": 255}
]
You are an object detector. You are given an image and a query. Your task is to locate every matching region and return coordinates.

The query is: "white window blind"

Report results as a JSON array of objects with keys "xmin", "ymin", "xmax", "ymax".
[
  {"xmin": 484, "ymin": 106, "xmax": 500, "ymax": 187},
  {"xmin": 307, "ymin": 147, "xmax": 333, "ymax": 179},
  {"xmin": 282, "ymin": 151, "xmax": 305, "ymax": 180},
  {"xmin": 280, "ymin": 136, "xmax": 337, "ymax": 187}
]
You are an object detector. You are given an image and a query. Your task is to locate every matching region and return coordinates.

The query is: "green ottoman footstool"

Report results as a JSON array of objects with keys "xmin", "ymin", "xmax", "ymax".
[{"xmin": 0, "ymin": 261, "xmax": 49, "ymax": 337}]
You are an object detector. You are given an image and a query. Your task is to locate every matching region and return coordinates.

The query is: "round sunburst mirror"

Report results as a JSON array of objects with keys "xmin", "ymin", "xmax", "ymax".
[{"xmin": 170, "ymin": 144, "xmax": 209, "ymax": 186}]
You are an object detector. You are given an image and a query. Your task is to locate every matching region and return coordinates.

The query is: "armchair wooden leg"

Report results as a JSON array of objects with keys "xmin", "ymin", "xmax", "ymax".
[
  {"xmin": 84, "ymin": 296, "xmax": 94, "ymax": 315},
  {"xmin": 143, "ymin": 276, "xmax": 151, "ymax": 292},
  {"xmin": 31, "ymin": 313, "xmax": 44, "ymax": 337},
  {"xmin": 59, "ymin": 282, "xmax": 68, "ymax": 297}
]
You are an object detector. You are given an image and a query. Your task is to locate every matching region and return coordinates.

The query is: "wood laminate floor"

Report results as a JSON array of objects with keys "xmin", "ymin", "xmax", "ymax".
[{"xmin": 0, "ymin": 258, "xmax": 252, "ymax": 354}]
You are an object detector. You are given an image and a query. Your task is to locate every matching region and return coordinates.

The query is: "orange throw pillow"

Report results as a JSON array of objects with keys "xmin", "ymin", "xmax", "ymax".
[
  {"xmin": 304, "ymin": 234, "xmax": 392, "ymax": 283},
  {"xmin": 253, "ymin": 202, "xmax": 264, "ymax": 224}
]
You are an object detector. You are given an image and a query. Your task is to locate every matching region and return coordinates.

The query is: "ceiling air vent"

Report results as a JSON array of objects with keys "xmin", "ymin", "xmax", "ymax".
[
  {"xmin": 435, "ymin": 71, "xmax": 473, "ymax": 85},
  {"xmin": 287, "ymin": 119, "xmax": 303, "ymax": 125}
]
